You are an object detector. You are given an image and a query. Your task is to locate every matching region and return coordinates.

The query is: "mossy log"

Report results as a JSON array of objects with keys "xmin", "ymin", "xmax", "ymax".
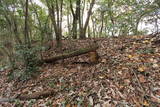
[{"xmin": 43, "ymin": 45, "xmax": 98, "ymax": 63}]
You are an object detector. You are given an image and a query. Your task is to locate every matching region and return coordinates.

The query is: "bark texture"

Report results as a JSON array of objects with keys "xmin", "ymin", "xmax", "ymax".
[{"xmin": 43, "ymin": 45, "xmax": 98, "ymax": 63}]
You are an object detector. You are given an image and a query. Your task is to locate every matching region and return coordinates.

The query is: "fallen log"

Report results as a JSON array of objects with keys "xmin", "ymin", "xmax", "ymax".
[
  {"xmin": 43, "ymin": 45, "xmax": 98, "ymax": 63},
  {"xmin": 17, "ymin": 89, "xmax": 56, "ymax": 100},
  {"xmin": 0, "ymin": 98, "xmax": 15, "ymax": 103},
  {"xmin": 0, "ymin": 89, "xmax": 57, "ymax": 102}
]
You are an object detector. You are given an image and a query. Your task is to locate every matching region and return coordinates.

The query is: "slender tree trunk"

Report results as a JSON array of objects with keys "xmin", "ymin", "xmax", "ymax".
[
  {"xmin": 81, "ymin": 0, "xmax": 86, "ymax": 29},
  {"xmin": 30, "ymin": 0, "xmax": 45, "ymax": 45},
  {"xmin": 79, "ymin": 0, "xmax": 95, "ymax": 39},
  {"xmin": 55, "ymin": 0, "xmax": 62, "ymax": 48},
  {"xmin": 60, "ymin": 0, "xmax": 63, "ymax": 37},
  {"xmin": 67, "ymin": 7, "xmax": 71, "ymax": 35},
  {"xmin": 78, "ymin": 0, "xmax": 82, "ymax": 39},
  {"xmin": 135, "ymin": 17, "xmax": 141, "ymax": 35},
  {"xmin": 70, "ymin": 0, "xmax": 80, "ymax": 39},
  {"xmin": 99, "ymin": 12, "xmax": 104, "ymax": 37},
  {"xmin": 88, "ymin": 25, "xmax": 91, "ymax": 38},
  {"xmin": 23, "ymin": 0, "xmax": 31, "ymax": 70},
  {"xmin": 24, "ymin": 0, "xmax": 30, "ymax": 47},
  {"xmin": 46, "ymin": 0, "xmax": 63, "ymax": 48},
  {"xmin": 91, "ymin": 17, "xmax": 96, "ymax": 38}
]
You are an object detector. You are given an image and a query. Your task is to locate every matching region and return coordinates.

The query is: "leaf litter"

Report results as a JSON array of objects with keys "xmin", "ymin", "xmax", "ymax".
[{"xmin": 0, "ymin": 35, "xmax": 160, "ymax": 106}]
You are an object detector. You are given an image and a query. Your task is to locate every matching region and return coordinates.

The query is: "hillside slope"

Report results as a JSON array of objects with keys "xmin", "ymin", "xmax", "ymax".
[{"xmin": 0, "ymin": 35, "xmax": 160, "ymax": 106}]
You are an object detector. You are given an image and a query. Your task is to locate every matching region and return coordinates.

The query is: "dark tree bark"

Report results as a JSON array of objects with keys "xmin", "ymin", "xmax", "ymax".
[
  {"xmin": 67, "ymin": 8, "xmax": 71, "ymax": 35},
  {"xmin": 70, "ymin": 0, "xmax": 80, "ymax": 39},
  {"xmin": 99, "ymin": 11, "xmax": 105, "ymax": 37},
  {"xmin": 46, "ymin": 0, "xmax": 63, "ymax": 48},
  {"xmin": 23, "ymin": 0, "xmax": 32, "ymax": 69},
  {"xmin": 79, "ymin": 0, "xmax": 95, "ymax": 39},
  {"xmin": 91, "ymin": 16, "xmax": 96, "ymax": 38},
  {"xmin": 24, "ymin": 0, "xmax": 30, "ymax": 47},
  {"xmin": 88, "ymin": 25, "xmax": 91, "ymax": 38}
]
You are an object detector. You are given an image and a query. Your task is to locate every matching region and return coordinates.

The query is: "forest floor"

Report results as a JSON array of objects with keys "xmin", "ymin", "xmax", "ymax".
[{"xmin": 0, "ymin": 35, "xmax": 160, "ymax": 107}]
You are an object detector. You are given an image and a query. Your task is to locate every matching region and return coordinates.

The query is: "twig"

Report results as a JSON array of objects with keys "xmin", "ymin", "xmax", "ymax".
[{"xmin": 131, "ymin": 69, "xmax": 146, "ymax": 102}]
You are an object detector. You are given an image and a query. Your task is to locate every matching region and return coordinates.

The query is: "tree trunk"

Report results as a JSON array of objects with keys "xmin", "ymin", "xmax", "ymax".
[
  {"xmin": 67, "ymin": 7, "xmax": 71, "ymax": 35},
  {"xmin": 70, "ymin": 0, "xmax": 80, "ymax": 39},
  {"xmin": 88, "ymin": 25, "xmax": 91, "ymax": 38},
  {"xmin": 46, "ymin": 0, "xmax": 62, "ymax": 48},
  {"xmin": 91, "ymin": 17, "xmax": 96, "ymax": 38},
  {"xmin": 99, "ymin": 12, "xmax": 104, "ymax": 37},
  {"xmin": 24, "ymin": 0, "xmax": 30, "ymax": 47},
  {"xmin": 79, "ymin": 0, "xmax": 95, "ymax": 39}
]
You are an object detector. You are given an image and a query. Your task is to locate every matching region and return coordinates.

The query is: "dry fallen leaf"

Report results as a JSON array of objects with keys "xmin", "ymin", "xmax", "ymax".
[
  {"xmin": 138, "ymin": 66, "xmax": 146, "ymax": 72},
  {"xmin": 99, "ymin": 76, "xmax": 105, "ymax": 79},
  {"xmin": 124, "ymin": 79, "xmax": 131, "ymax": 85},
  {"xmin": 102, "ymin": 101, "xmax": 112, "ymax": 107},
  {"xmin": 142, "ymin": 40, "xmax": 150, "ymax": 44},
  {"xmin": 122, "ymin": 67, "xmax": 128, "ymax": 70},
  {"xmin": 66, "ymin": 104, "xmax": 72, "ymax": 107},
  {"xmin": 132, "ymin": 97, "xmax": 141, "ymax": 107},
  {"xmin": 152, "ymin": 64, "xmax": 159, "ymax": 68},
  {"xmin": 88, "ymin": 96, "xmax": 94, "ymax": 106},
  {"xmin": 151, "ymin": 93, "xmax": 160, "ymax": 104},
  {"xmin": 142, "ymin": 100, "xmax": 149, "ymax": 106},
  {"xmin": 101, "ymin": 58, "xmax": 107, "ymax": 63},
  {"xmin": 133, "ymin": 42, "xmax": 137, "ymax": 45},
  {"xmin": 128, "ymin": 55, "xmax": 133, "ymax": 59},
  {"xmin": 138, "ymin": 75, "xmax": 146, "ymax": 83}
]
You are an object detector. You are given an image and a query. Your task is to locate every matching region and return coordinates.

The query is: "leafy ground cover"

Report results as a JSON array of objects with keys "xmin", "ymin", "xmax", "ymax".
[{"xmin": 0, "ymin": 35, "xmax": 160, "ymax": 106}]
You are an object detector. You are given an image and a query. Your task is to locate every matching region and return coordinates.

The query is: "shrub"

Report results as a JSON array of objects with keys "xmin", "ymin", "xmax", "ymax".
[{"xmin": 8, "ymin": 44, "xmax": 40, "ymax": 81}]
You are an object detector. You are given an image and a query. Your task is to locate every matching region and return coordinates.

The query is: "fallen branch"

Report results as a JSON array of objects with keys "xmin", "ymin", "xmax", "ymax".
[
  {"xmin": 0, "ymin": 98, "xmax": 15, "ymax": 103},
  {"xmin": 43, "ymin": 45, "xmax": 98, "ymax": 63},
  {"xmin": 0, "ymin": 89, "xmax": 57, "ymax": 102},
  {"xmin": 0, "ymin": 94, "xmax": 19, "ymax": 103},
  {"xmin": 17, "ymin": 89, "xmax": 56, "ymax": 100}
]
